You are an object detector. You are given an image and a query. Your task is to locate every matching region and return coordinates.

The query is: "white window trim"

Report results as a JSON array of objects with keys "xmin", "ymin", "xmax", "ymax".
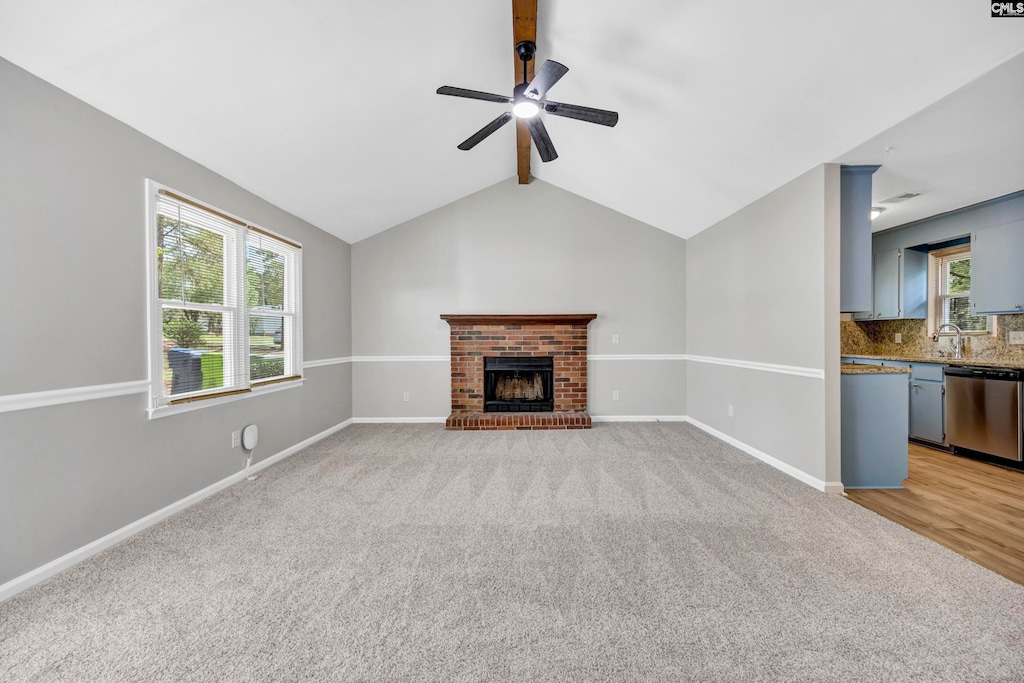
[
  {"xmin": 927, "ymin": 244, "xmax": 995, "ymax": 337},
  {"xmin": 144, "ymin": 180, "xmax": 303, "ymax": 419}
]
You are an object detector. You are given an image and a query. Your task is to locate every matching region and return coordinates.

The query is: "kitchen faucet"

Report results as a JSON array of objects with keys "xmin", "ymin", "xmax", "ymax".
[{"xmin": 934, "ymin": 323, "xmax": 963, "ymax": 359}]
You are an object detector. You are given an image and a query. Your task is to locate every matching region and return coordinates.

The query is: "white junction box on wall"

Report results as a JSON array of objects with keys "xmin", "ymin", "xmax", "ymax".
[{"xmin": 1010, "ymin": 331, "xmax": 1024, "ymax": 345}]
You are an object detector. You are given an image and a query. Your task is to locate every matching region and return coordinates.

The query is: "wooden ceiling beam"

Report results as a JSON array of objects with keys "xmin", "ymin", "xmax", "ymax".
[{"xmin": 512, "ymin": 0, "xmax": 537, "ymax": 185}]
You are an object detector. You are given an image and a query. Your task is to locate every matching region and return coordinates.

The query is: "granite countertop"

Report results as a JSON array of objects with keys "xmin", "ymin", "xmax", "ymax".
[
  {"xmin": 841, "ymin": 362, "xmax": 912, "ymax": 375},
  {"xmin": 842, "ymin": 353, "xmax": 1024, "ymax": 370}
]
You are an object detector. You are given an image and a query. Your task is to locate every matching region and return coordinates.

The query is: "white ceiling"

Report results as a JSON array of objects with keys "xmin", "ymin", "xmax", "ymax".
[
  {"xmin": 1, "ymin": 1, "xmax": 1022, "ymax": 243},
  {"xmin": 837, "ymin": 50, "xmax": 1024, "ymax": 233}
]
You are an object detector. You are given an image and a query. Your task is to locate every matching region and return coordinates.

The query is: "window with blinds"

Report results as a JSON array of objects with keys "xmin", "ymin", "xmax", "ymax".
[
  {"xmin": 928, "ymin": 245, "xmax": 991, "ymax": 335},
  {"xmin": 148, "ymin": 182, "xmax": 303, "ymax": 411},
  {"xmin": 246, "ymin": 228, "xmax": 302, "ymax": 387}
]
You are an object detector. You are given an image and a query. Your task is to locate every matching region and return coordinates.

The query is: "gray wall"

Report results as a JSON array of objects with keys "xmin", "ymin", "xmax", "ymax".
[
  {"xmin": 0, "ymin": 58, "xmax": 352, "ymax": 585},
  {"xmin": 351, "ymin": 178, "xmax": 687, "ymax": 418},
  {"xmin": 686, "ymin": 165, "xmax": 841, "ymax": 484}
]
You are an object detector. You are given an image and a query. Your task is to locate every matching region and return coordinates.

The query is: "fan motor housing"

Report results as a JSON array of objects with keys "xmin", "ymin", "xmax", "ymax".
[{"xmin": 515, "ymin": 40, "xmax": 536, "ymax": 62}]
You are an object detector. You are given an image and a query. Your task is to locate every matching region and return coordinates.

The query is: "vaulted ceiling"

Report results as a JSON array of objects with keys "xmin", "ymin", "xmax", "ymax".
[{"xmin": 1, "ymin": 1, "xmax": 1022, "ymax": 243}]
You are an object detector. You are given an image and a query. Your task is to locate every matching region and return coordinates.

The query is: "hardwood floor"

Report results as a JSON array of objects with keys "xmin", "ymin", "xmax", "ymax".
[{"xmin": 846, "ymin": 443, "xmax": 1024, "ymax": 585}]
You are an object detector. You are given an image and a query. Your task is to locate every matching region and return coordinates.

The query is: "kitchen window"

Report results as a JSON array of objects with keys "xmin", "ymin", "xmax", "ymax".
[
  {"xmin": 928, "ymin": 245, "xmax": 992, "ymax": 335},
  {"xmin": 146, "ymin": 181, "xmax": 302, "ymax": 417}
]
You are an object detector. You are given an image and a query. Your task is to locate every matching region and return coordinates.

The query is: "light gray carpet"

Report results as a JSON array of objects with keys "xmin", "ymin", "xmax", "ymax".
[{"xmin": 3, "ymin": 423, "xmax": 1024, "ymax": 681}]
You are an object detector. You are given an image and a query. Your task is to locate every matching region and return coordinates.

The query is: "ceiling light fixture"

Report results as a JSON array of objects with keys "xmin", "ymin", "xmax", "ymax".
[
  {"xmin": 870, "ymin": 206, "xmax": 886, "ymax": 220},
  {"xmin": 512, "ymin": 84, "xmax": 540, "ymax": 118}
]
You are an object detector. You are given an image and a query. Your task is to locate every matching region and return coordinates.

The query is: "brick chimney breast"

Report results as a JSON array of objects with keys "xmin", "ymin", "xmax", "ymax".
[{"xmin": 440, "ymin": 314, "xmax": 596, "ymax": 430}]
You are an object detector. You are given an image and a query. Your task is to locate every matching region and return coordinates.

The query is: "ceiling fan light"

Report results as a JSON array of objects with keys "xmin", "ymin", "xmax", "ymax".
[{"xmin": 512, "ymin": 99, "xmax": 539, "ymax": 118}]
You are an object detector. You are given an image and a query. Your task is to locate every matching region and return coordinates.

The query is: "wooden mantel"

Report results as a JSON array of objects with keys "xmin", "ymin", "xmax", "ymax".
[{"xmin": 440, "ymin": 314, "xmax": 597, "ymax": 326}]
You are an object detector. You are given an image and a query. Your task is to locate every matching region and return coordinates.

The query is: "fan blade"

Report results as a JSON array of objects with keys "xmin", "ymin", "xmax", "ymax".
[
  {"xmin": 526, "ymin": 116, "xmax": 558, "ymax": 162},
  {"xmin": 543, "ymin": 101, "xmax": 619, "ymax": 127},
  {"xmin": 437, "ymin": 86, "xmax": 512, "ymax": 104},
  {"xmin": 524, "ymin": 60, "xmax": 568, "ymax": 100},
  {"xmin": 457, "ymin": 112, "xmax": 514, "ymax": 151}
]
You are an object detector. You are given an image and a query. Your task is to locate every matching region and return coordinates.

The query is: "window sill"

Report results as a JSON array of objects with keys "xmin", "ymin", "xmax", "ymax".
[{"xmin": 146, "ymin": 377, "xmax": 303, "ymax": 420}]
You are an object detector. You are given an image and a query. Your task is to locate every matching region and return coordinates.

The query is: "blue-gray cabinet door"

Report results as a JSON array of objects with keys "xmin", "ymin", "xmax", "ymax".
[
  {"xmin": 909, "ymin": 380, "xmax": 944, "ymax": 444},
  {"xmin": 840, "ymin": 165, "xmax": 878, "ymax": 313},
  {"xmin": 972, "ymin": 220, "xmax": 1024, "ymax": 314},
  {"xmin": 873, "ymin": 249, "xmax": 901, "ymax": 319},
  {"xmin": 901, "ymin": 249, "xmax": 928, "ymax": 319}
]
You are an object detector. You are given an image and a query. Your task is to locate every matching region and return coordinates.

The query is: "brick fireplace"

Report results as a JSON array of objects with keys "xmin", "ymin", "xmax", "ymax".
[{"xmin": 440, "ymin": 314, "xmax": 596, "ymax": 430}]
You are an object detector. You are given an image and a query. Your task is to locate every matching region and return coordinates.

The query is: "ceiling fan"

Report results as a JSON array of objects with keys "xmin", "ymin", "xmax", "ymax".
[{"xmin": 436, "ymin": 0, "xmax": 618, "ymax": 184}]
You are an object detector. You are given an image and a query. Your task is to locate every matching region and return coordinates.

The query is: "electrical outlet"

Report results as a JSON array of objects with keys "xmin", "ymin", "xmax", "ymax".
[
  {"xmin": 231, "ymin": 430, "xmax": 241, "ymax": 448},
  {"xmin": 1011, "ymin": 331, "xmax": 1024, "ymax": 345},
  {"xmin": 612, "ymin": 334, "xmax": 619, "ymax": 344},
  {"xmin": 895, "ymin": 333, "xmax": 902, "ymax": 344},
  {"xmin": 402, "ymin": 392, "xmax": 410, "ymax": 402},
  {"xmin": 728, "ymin": 405, "xmax": 734, "ymax": 418},
  {"xmin": 612, "ymin": 390, "xmax": 620, "ymax": 401}
]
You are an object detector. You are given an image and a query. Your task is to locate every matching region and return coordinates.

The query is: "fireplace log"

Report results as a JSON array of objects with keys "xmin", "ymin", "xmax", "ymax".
[{"xmin": 512, "ymin": 378, "xmax": 524, "ymax": 399}]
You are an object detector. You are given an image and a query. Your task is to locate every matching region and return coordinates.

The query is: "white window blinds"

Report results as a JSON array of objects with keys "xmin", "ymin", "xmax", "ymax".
[
  {"xmin": 928, "ymin": 245, "xmax": 989, "ymax": 334},
  {"xmin": 246, "ymin": 228, "xmax": 302, "ymax": 386},
  {"xmin": 149, "ymin": 185, "xmax": 302, "ymax": 410}
]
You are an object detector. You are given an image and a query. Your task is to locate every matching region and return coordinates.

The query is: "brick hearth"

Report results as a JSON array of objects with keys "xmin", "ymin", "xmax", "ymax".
[{"xmin": 440, "ymin": 314, "xmax": 597, "ymax": 430}]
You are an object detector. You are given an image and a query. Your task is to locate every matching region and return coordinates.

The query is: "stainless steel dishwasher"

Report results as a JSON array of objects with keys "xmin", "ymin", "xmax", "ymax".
[{"xmin": 944, "ymin": 366, "xmax": 1023, "ymax": 462}]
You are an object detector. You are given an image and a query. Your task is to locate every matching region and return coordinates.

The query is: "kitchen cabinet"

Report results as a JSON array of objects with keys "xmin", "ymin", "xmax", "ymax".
[
  {"xmin": 841, "ymin": 371, "xmax": 909, "ymax": 488},
  {"xmin": 971, "ymin": 219, "xmax": 1024, "ymax": 314},
  {"xmin": 842, "ymin": 359, "xmax": 947, "ymax": 447},
  {"xmin": 873, "ymin": 249, "xmax": 902, "ymax": 318},
  {"xmin": 852, "ymin": 248, "xmax": 928, "ymax": 320},
  {"xmin": 910, "ymin": 381, "xmax": 944, "ymax": 444},
  {"xmin": 840, "ymin": 165, "xmax": 879, "ymax": 313},
  {"xmin": 908, "ymin": 363, "xmax": 946, "ymax": 446}
]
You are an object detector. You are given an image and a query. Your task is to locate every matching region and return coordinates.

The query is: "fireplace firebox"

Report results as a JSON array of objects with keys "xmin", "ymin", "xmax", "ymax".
[{"xmin": 484, "ymin": 356, "xmax": 554, "ymax": 412}]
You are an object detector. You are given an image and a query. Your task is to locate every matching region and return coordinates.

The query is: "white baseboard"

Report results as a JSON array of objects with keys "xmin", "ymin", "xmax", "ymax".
[
  {"xmin": 352, "ymin": 417, "xmax": 447, "ymax": 424},
  {"xmin": 247, "ymin": 419, "xmax": 352, "ymax": 475},
  {"xmin": 0, "ymin": 418, "xmax": 354, "ymax": 604},
  {"xmin": 682, "ymin": 416, "xmax": 843, "ymax": 494},
  {"xmin": 590, "ymin": 415, "xmax": 688, "ymax": 422}
]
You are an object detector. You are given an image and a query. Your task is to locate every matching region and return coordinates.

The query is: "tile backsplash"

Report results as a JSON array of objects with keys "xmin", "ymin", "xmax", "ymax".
[{"xmin": 841, "ymin": 315, "xmax": 1024, "ymax": 363}]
